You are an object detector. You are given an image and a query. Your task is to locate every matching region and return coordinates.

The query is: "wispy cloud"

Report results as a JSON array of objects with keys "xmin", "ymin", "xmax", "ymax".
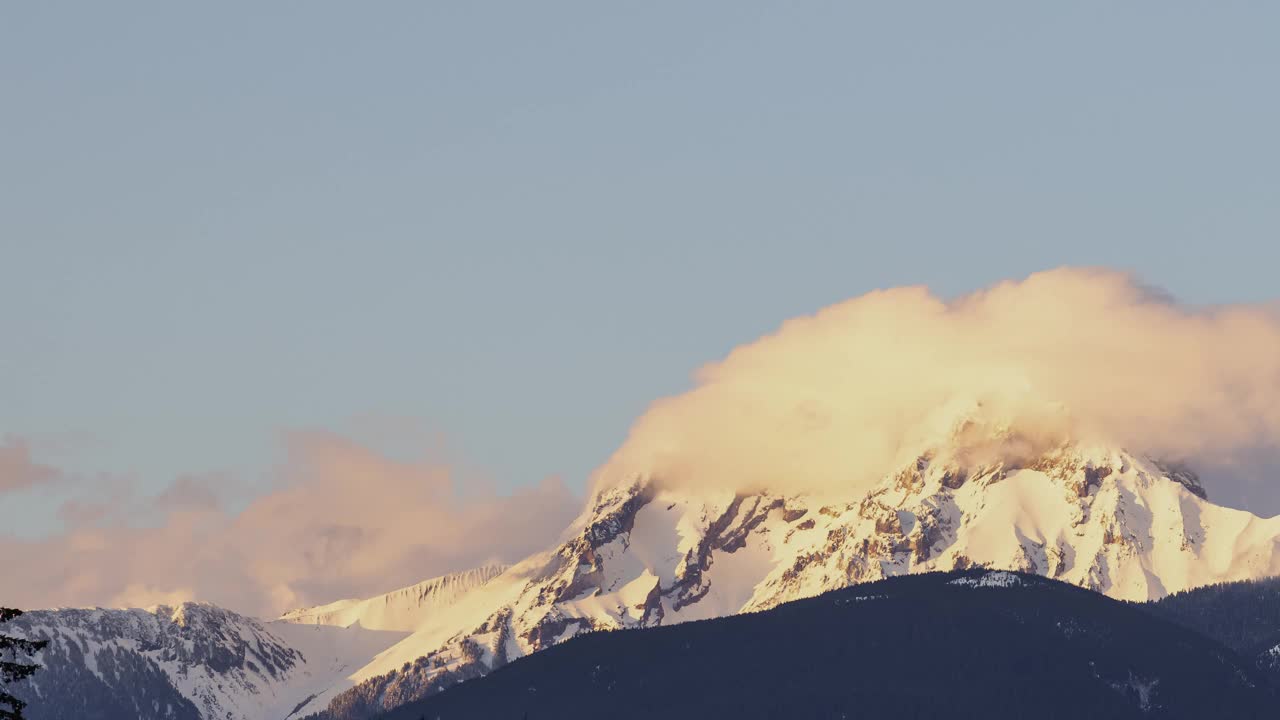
[{"xmin": 0, "ymin": 436, "xmax": 60, "ymax": 493}]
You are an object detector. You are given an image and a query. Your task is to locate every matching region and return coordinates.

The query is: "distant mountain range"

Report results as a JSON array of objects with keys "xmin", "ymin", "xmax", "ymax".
[
  {"xmin": 9, "ymin": 420, "xmax": 1280, "ymax": 719},
  {"xmin": 4, "ymin": 601, "xmax": 404, "ymax": 720},
  {"xmin": 2, "ymin": 566, "xmax": 516, "ymax": 720}
]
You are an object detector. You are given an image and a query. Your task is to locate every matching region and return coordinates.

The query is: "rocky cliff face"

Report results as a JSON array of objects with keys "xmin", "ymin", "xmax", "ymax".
[{"xmin": 743, "ymin": 443, "xmax": 1237, "ymax": 607}]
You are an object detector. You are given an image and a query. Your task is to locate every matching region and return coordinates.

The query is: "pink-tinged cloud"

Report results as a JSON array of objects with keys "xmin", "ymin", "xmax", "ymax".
[
  {"xmin": 2, "ymin": 431, "xmax": 578, "ymax": 617},
  {"xmin": 0, "ymin": 437, "xmax": 59, "ymax": 493},
  {"xmin": 153, "ymin": 473, "xmax": 224, "ymax": 513}
]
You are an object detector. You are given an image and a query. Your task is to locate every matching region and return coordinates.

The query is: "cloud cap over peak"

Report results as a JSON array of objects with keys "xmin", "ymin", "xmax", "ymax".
[{"xmin": 592, "ymin": 267, "xmax": 1280, "ymax": 511}]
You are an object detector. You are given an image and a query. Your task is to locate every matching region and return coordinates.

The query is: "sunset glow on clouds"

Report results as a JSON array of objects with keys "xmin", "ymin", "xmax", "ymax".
[{"xmin": 6, "ymin": 267, "xmax": 1280, "ymax": 615}]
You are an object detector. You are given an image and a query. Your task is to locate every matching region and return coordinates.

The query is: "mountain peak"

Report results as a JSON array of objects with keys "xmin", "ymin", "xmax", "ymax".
[{"xmin": 149, "ymin": 601, "xmax": 230, "ymax": 629}]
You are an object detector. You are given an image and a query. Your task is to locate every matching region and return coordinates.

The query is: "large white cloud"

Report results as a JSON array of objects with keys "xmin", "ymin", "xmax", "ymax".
[{"xmin": 591, "ymin": 268, "xmax": 1280, "ymax": 512}]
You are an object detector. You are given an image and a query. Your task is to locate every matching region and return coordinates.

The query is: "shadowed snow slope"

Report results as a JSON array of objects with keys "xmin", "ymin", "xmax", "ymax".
[{"xmin": 4, "ymin": 603, "xmax": 408, "ymax": 720}]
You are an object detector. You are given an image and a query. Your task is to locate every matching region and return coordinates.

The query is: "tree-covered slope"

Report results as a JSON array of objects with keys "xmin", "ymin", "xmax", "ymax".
[{"xmin": 1143, "ymin": 575, "xmax": 1280, "ymax": 668}]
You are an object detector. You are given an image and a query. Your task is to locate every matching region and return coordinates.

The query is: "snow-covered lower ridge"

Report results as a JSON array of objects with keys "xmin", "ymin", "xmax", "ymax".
[
  {"xmin": 278, "ymin": 563, "xmax": 509, "ymax": 632},
  {"xmin": 948, "ymin": 570, "xmax": 1027, "ymax": 588},
  {"xmin": 7, "ymin": 564, "xmax": 512, "ymax": 720},
  {"xmin": 301, "ymin": 441, "xmax": 1280, "ymax": 720},
  {"xmin": 5, "ymin": 602, "xmax": 408, "ymax": 720},
  {"xmin": 1264, "ymin": 643, "xmax": 1280, "ymax": 670}
]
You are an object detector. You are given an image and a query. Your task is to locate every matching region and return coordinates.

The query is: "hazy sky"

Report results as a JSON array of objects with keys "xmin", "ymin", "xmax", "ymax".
[{"xmin": 4, "ymin": 3, "xmax": 1279, "ymax": 543}]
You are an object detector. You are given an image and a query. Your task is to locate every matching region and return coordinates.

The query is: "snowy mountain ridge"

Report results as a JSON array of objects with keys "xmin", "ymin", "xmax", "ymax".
[
  {"xmin": 5, "ymin": 601, "xmax": 401, "ymax": 720},
  {"xmin": 3, "ymin": 567, "xmax": 507, "ymax": 720},
  {"xmin": 278, "ymin": 563, "xmax": 508, "ymax": 632}
]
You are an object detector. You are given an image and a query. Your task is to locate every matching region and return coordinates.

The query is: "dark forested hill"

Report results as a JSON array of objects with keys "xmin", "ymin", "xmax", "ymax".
[
  {"xmin": 1143, "ymin": 575, "xmax": 1280, "ymax": 670},
  {"xmin": 374, "ymin": 570, "xmax": 1275, "ymax": 720}
]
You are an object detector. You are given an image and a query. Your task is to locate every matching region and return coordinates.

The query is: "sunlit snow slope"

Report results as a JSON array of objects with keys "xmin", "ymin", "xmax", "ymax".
[{"xmin": 278, "ymin": 564, "xmax": 508, "ymax": 632}]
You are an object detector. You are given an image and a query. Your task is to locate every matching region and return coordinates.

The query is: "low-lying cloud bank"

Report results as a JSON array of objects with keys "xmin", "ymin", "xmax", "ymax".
[
  {"xmin": 2, "ymin": 431, "xmax": 578, "ymax": 617},
  {"xmin": 591, "ymin": 268, "xmax": 1280, "ymax": 511}
]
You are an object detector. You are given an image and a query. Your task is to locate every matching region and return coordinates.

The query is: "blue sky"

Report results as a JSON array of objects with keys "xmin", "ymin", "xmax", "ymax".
[{"xmin": 3, "ymin": 3, "xmax": 1278, "ymax": 538}]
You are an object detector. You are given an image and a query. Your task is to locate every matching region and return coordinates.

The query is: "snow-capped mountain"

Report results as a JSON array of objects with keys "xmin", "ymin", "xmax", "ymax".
[
  {"xmin": 278, "ymin": 564, "xmax": 508, "ymax": 632},
  {"xmin": 3, "ymin": 563, "xmax": 519, "ymax": 717},
  {"xmin": 302, "ymin": 431, "xmax": 1280, "ymax": 720},
  {"xmin": 4, "ymin": 602, "xmax": 405, "ymax": 720},
  {"xmin": 3, "ymin": 565, "xmax": 511, "ymax": 720}
]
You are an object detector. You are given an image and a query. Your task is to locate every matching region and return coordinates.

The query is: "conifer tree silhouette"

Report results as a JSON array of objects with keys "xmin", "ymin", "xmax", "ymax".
[{"xmin": 0, "ymin": 608, "xmax": 48, "ymax": 720}]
